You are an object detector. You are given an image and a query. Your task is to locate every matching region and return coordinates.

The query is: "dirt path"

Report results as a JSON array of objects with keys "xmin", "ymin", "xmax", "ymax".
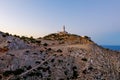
[{"xmin": 8, "ymin": 54, "xmax": 55, "ymax": 80}]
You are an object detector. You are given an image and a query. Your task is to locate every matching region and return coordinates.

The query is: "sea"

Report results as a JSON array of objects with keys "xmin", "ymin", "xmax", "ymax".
[{"xmin": 102, "ymin": 45, "xmax": 120, "ymax": 51}]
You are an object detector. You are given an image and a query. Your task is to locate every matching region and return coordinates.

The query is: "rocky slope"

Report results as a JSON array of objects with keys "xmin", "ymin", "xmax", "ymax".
[{"xmin": 0, "ymin": 32, "xmax": 119, "ymax": 80}]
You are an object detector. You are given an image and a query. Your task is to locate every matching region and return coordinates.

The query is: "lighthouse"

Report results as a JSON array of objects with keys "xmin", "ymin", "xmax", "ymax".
[
  {"xmin": 59, "ymin": 25, "xmax": 68, "ymax": 34},
  {"xmin": 58, "ymin": 25, "xmax": 68, "ymax": 34},
  {"xmin": 63, "ymin": 25, "xmax": 66, "ymax": 32}
]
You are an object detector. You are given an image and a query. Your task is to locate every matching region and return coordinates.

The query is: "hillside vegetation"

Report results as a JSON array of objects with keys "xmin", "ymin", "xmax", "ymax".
[
  {"xmin": 0, "ymin": 31, "xmax": 119, "ymax": 80},
  {"xmin": 43, "ymin": 33, "xmax": 93, "ymax": 45}
]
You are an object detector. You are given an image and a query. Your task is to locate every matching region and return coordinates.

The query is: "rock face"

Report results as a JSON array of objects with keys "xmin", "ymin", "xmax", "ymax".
[
  {"xmin": 0, "ymin": 31, "xmax": 120, "ymax": 80},
  {"xmin": 0, "ymin": 31, "xmax": 30, "ymax": 50}
]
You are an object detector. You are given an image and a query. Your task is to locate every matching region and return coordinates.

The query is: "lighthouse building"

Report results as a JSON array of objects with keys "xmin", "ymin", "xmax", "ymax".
[{"xmin": 58, "ymin": 25, "xmax": 68, "ymax": 35}]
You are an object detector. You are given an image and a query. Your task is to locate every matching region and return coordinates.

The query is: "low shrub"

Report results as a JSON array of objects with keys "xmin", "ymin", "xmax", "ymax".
[{"xmin": 81, "ymin": 58, "xmax": 87, "ymax": 61}]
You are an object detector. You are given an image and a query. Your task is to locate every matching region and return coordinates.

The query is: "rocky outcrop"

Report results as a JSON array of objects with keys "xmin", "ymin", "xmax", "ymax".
[
  {"xmin": 0, "ymin": 31, "xmax": 119, "ymax": 80},
  {"xmin": 0, "ymin": 31, "xmax": 30, "ymax": 50}
]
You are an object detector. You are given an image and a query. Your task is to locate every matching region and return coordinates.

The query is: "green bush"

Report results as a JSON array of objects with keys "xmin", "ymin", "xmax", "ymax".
[
  {"xmin": 72, "ymin": 71, "xmax": 78, "ymax": 79},
  {"xmin": 57, "ymin": 49, "xmax": 62, "ymax": 53},
  {"xmin": 26, "ymin": 65, "xmax": 32, "ymax": 70},
  {"xmin": 13, "ymin": 69, "xmax": 24, "ymax": 75},
  {"xmin": 58, "ymin": 59, "xmax": 63, "ymax": 63},
  {"xmin": 3, "ymin": 68, "xmax": 24, "ymax": 76},
  {"xmin": 51, "ymin": 59, "xmax": 55, "ymax": 62},
  {"xmin": 81, "ymin": 58, "xmax": 87, "ymax": 61},
  {"xmin": 72, "ymin": 66, "xmax": 78, "ymax": 79},
  {"xmin": 3, "ymin": 71, "xmax": 13, "ymax": 76},
  {"xmin": 43, "ymin": 43, "xmax": 48, "ymax": 46}
]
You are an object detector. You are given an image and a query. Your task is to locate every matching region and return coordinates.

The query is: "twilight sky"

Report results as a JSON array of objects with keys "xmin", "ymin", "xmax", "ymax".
[{"xmin": 0, "ymin": 0, "xmax": 120, "ymax": 45}]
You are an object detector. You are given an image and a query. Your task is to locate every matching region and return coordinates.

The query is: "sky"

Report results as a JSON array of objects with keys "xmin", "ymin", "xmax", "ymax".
[{"xmin": 0, "ymin": 0, "xmax": 120, "ymax": 45}]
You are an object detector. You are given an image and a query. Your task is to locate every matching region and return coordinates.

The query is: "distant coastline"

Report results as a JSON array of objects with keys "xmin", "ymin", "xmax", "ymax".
[{"xmin": 102, "ymin": 45, "xmax": 120, "ymax": 51}]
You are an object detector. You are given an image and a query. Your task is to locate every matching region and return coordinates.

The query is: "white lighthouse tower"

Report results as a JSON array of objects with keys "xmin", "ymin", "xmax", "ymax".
[
  {"xmin": 63, "ymin": 25, "xmax": 66, "ymax": 32},
  {"xmin": 58, "ymin": 25, "xmax": 68, "ymax": 34}
]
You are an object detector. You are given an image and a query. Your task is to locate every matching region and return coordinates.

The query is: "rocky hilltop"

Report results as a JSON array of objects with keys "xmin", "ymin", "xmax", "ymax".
[{"xmin": 0, "ymin": 31, "xmax": 120, "ymax": 80}]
